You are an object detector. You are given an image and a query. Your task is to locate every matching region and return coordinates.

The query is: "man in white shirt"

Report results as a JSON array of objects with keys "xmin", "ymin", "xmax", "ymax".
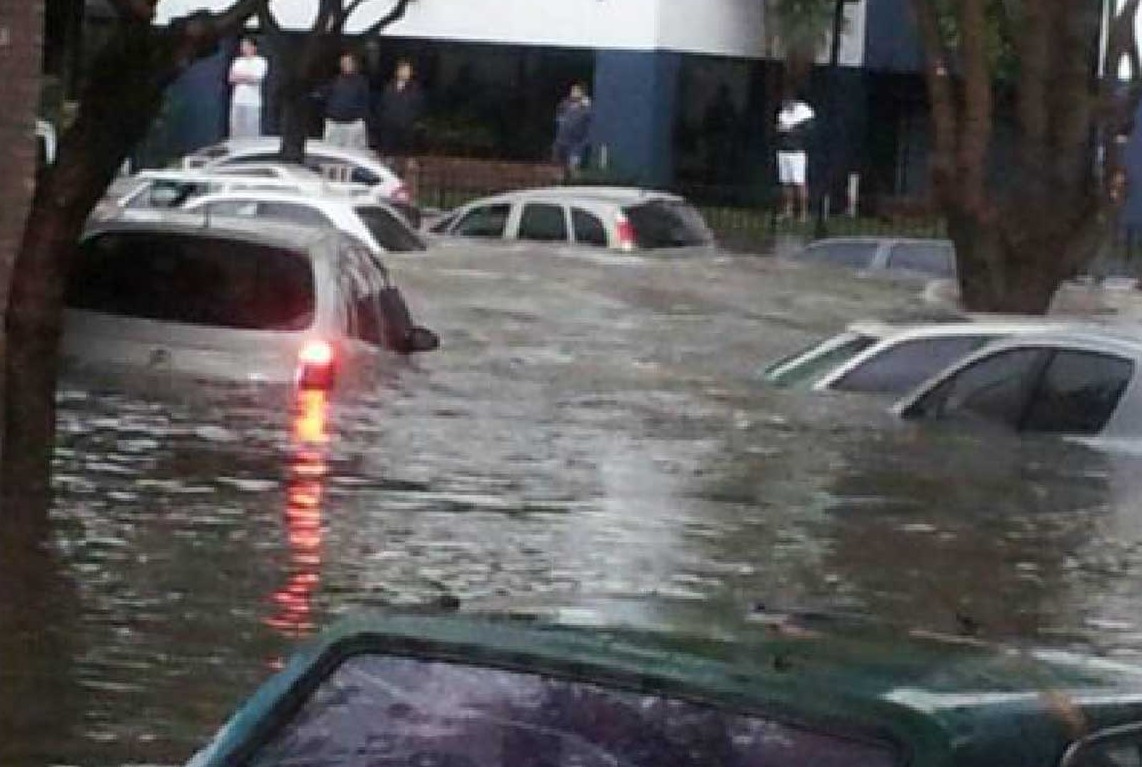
[
  {"xmin": 229, "ymin": 37, "xmax": 267, "ymax": 139},
  {"xmin": 776, "ymin": 97, "xmax": 815, "ymax": 222}
]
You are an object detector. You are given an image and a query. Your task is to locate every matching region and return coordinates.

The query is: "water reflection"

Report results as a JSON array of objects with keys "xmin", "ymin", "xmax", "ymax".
[
  {"xmin": 266, "ymin": 390, "xmax": 330, "ymax": 638},
  {"xmin": 0, "ymin": 530, "xmax": 82, "ymax": 766}
]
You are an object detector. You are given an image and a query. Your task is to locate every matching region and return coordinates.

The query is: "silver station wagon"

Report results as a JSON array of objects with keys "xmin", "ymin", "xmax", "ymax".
[
  {"xmin": 428, "ymin": 186, "xmax": 715, "ymax": 252},
  {"xmin": 62, "ymin": 215, "xmax": 437, "ymax": 393}
]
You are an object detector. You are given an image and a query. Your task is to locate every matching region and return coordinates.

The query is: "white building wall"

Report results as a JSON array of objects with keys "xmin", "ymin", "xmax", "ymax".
[{"xmin": 156, "ymin": 0, "xmax": 866, "ymax": 64}]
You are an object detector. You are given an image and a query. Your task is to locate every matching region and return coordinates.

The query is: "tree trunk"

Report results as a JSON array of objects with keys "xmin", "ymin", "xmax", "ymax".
[
  {"xmin": 275, "ymin": 31, "xmax": 336, "ymax": 163},
  {"xmin": 279, "ymin": 79, "xmax": 312, "ymax": 163},
  {"xmin": 0, "ymin": 1, "xmax": 45, "ymax": 498},
  {"xmin": 1, "ymin": 26, "xmax": 184, "ymax": 517}
]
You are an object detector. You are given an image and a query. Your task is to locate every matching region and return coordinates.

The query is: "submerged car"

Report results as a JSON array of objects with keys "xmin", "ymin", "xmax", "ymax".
[
  {"xmin": 180, "ymin": 138, "xmax": 417, "ymax": 222},
  {"xmin": 131, "ymin": 184, "xmax": 427, "ymax": 255},
  {"xmin": 895, "ymin": 328, "xmax": 1142, "ymax": 450},
  {"xmin": 790, "ymin": 237, "xmax": 956, "ymax": 280},
  {"xmin": 763, "ymin": 319, "xmax": 1073, "ymax": 397},
  {"xmin": 186, "ymin": 611, "xmax": 1142, "ymax": 767},
  {"xmin": 427, "ymin": 186, "xmax": 715, "ymax": 252},
  {"xmin": 63, "ymin": 215, "xmax": 437, "ymax": 392}
]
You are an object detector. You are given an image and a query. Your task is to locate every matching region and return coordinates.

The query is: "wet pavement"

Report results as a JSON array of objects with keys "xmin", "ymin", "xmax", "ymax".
[{"xmin": 6, "ymin": 242, "xmax": 1142, "ymax": 766}]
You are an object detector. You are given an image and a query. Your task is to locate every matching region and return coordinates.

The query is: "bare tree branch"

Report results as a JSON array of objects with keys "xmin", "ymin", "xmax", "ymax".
[
  {"xmin": 164, "ymin": 0, "xmax": 269, "ymax": 79},
  {"xmin": 361, "ymin": 0, "xmax": 414, "ymax": 37},
  {"xmin": 338, "ymin": 0, "xmax": 371, "ymax": 26},
  {"xmin": 211, "ymin": 0, "xmax": 270, "ymax": 35},
  {"xmin": 257, "ymin": 2, "xmax": 283, "ymax": 36},
  {"xmin": 105, "ymin": 0, "xmax": 156, "ymax": 22}
]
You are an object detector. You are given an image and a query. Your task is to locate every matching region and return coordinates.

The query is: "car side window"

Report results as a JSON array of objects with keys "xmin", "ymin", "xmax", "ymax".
[
  {"xmin": 572, "ymin": 208, "xmax": 608, "ymax": 247},
  {"xmin": 907, "ymin": 348, "xmax": 1047, "ymax": 428},
  {"xmin": 517, "ymin": 203, "xmax": 569, "ymax": 242},
  {"xmin": 305, "ymin": 154, "xmax": 380, "ymax": 185},
  {"xmin": 340, "ymin": 252, "xmax": 385, "ymax": 346},
  {"xmin": 201, "ymin": 200, "xmax": 259, "ymax": 217},
  {"xmin": 452, "ymin": 204, "xmax": 511, "ymax": 238},
  {"xmin": 886, "ymin": 242, "xmax": 956, "ymax": 277},
  {"xmin": 258, "ymin": 202, "xmax": 331, "ymax": 229},
  {"xmin": 1022, "ymin": 350, "xmax": 1133, "ymax": 434},
  {"xmin": 831, "ymin": 336, "xmax": 994, "ymax": 395},
  {"xmin": 799, "ymin": 241, "xmax": 879, "ymax": 269}
]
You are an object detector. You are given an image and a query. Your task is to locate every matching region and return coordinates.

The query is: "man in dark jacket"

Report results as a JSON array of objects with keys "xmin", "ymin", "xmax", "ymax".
[
  {"xmin": 377, "ymin": 60, "xmax": 424, "ymax": 157},
  {"xmin": 553, "ymin": 82, "xmax": 593, "ymax": 174},
  {"xmin": 323, "ymin": 53, "xmax": 370, "ymax": 149}
]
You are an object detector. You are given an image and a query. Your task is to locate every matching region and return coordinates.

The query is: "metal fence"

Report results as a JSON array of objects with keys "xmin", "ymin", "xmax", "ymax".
[{"xmin": 405, "ymin": 163, "xmax": 950, "ymax": 254}]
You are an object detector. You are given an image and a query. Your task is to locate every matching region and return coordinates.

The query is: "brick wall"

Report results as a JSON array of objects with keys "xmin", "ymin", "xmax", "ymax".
[
  {"xmin": 402, "ymin": 155, "xmax": 565, "ymax": 209},
  {"xmin": 0, "ymin": 1, "xmax": 43, "ymax": 312}
]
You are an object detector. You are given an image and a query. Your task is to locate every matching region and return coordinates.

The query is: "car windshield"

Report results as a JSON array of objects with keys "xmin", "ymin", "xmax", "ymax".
[
  {"xmin": 248, "ymin": 654, "xmax": 898, "ymax": 767},
  {"xmin": 354, "ymin": 205, "xmax": 426, "ymax": 251},
  {"xmin": 765, "ymin": 332, "xmax": 880, "ymax": 387},
  {"xmin": 623, "ymin": 200, "xmax": 714, "ymax": 248},
  {"xmin": 66, "ymin": 231, "xmax": 315, "ymax": 331}
]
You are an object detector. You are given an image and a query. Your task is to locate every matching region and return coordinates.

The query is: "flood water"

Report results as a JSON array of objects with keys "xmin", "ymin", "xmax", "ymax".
[{"xmin": 6, "ymin": 243, "xmax": 1142, "ymax": 766}]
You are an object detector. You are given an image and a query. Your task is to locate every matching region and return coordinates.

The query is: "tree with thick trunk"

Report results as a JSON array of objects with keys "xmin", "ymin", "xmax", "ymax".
[
  {"xmin": 260, "ymin": 0, "xmax": 414, "ymax": 162},
  {"xmin": 1, "ymin": 0, "xmax": 267, "ymax": 524},
  {"xmin": 0, "ymin": 1, "xmax": 45, "ymax": 438},
  {"xmin": 911, "ymin": 0, "xmax": 1142, "ymax": 313}
]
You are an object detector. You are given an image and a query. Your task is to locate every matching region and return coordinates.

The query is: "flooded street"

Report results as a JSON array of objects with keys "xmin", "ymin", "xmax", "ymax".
[{"xmin": 7, "ymin": 244, "xmax": 1142, "ymax": 765}]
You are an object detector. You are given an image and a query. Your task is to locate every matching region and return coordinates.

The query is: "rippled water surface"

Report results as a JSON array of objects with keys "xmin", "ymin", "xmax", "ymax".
[{"xmin": 5, "ymin": 245, "xmax": 1142, "ymax": 766}]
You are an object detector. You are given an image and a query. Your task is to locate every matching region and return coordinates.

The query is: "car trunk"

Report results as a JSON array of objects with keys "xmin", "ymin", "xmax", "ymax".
[{"xmin": 64, "ymin": 230, "xmax": 320, "ymax": 386}]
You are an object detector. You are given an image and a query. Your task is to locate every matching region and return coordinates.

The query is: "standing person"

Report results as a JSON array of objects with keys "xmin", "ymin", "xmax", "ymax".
[
  {"xmin": 775, "ymin": 96, "xmax": 815, "ymax": 222},
  {"xmin": 323, "ymin": 52, "xmax": 371, "ymax": 150},
  {"xmin": 228, "ymin": 37, "xmax": 267, "ymax": 139},
  {"xmin": 377, "ymin": 59, "xmax": 424, "ymax": 157},
  {"xmin": 552, "ymin": 82, "xmax": 593, "ymax": 175}
]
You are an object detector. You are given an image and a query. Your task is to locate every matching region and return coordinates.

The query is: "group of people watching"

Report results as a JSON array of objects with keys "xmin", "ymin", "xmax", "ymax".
[{"xmin": 227, "ymin": 37, "xmax": 423, "ymax": 156}]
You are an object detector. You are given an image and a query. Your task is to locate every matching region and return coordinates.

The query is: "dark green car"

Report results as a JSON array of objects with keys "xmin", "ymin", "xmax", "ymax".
[{"xmin": 187, "ymin": 609, "xmax": 1142, "ymax": 767}]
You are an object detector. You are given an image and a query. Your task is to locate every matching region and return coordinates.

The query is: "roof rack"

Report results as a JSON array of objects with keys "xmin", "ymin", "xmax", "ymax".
[{"xmin": 132, "ymin": 169, "xmax": 373, "ymax": 199}]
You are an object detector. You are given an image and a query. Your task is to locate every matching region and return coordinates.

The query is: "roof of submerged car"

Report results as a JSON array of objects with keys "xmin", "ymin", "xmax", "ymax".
[
  {"xmin": 82, "ymin": 210, "xmax": 341, "ymax": 254},
  {"xmin": 845, "ymin": 317, "xmax": 1098, "ymax": 343},
  {"xmin": 470, "ymin": 185, "xmax": 685, "ymax": 207}
]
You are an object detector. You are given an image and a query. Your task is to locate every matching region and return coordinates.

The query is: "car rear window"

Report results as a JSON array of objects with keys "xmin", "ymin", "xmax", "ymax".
[
  {"xmin": 798, "ymin": 241, "xmax": 879, "ymax": 269},
  {"xmin": 355, "ymin": 206, "xmax": 426, "ymax": 252},
  {"xmin": 622, "ymin": 201, "xmax": 713, "ymax": 249},
  {"xmin": 885, "ymin": 242, "xmax": 956, "ymax": 277},
  {"xmin": 67, "ymin": 232, "xmax": 315, "ymax": 331}
]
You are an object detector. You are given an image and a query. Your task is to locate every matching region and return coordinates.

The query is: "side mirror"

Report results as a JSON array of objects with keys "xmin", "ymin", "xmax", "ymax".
[{"xmin": 405, "ymin": 326, "xmax": 440, "ymax": 353}]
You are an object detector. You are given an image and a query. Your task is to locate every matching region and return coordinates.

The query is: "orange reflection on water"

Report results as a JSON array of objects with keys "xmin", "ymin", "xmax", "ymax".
[
  {"xmin": 266, "ymin": 391, "xmax": 329, "ymax": 639},
  {"xmin": 293, "ymin": 390, "xmax": 330, "ymax": 445}
]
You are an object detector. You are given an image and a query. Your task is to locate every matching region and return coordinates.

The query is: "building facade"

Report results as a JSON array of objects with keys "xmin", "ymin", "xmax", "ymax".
[{"xmin": 140, "ymin": 0, "xmax": 1018, "ymax": 216}]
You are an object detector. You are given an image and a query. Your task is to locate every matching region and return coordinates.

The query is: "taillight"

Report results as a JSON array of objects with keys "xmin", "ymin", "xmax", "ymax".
[
  {"xmin": 615, "ymin": 214, "xmax": 636, "ymax": 252},
  {"xmin": 297, "ymin": 340, "xmax": 336, "ymax": 390},
  {"xmin": 392, "ymin": 183, "xmax": 411, "ymax": 203}
]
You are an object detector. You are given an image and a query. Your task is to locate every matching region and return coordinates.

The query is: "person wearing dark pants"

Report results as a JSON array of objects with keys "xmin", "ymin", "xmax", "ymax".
[
  {"xmin": 323, "ymin": 53, "xmax": 370, "ymax": 150},
  {"xmin": 377, "ymin": 60, "xmax": 424, "ymax": 158}
]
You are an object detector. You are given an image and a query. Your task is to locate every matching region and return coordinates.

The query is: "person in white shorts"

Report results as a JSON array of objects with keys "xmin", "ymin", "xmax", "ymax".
[
  {"xmin": 776, "ymin": 97, "xmax": 815, "ymax": 222},
  {"xmin": 228, "ymin": 37, "xmax": 267, "ymax": 139}
]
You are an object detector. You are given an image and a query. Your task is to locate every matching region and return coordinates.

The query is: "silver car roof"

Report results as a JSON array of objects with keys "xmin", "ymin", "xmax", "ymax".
[
  {"xmin": 466, "ymin": 186, "xmax": 685, "ymax": 208},
  {"xmin": 82, "ymin": 211, "xmax": 339, "ymax": 255}
]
